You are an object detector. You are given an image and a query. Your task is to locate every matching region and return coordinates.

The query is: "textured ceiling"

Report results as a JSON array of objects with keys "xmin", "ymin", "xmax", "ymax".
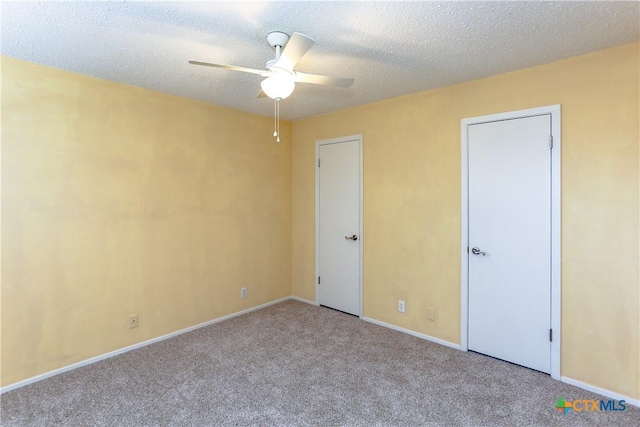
[{"xmin": 2, "ymin": 1, "xmax": 639, "ymax": 120}]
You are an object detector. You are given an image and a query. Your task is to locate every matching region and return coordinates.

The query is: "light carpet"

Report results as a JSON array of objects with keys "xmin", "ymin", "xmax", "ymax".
[{"xmin": 2, "ymin": 300, "xmax": 638, "ymax": 426}]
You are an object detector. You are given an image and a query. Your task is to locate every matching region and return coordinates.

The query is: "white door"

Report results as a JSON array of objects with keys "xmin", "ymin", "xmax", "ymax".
[
  {"xmin": 468, "ymin": 114, "xmax": 551, "ymax": 373},
  {"xmin": 318, "ymin": 138, "xmax": 361, "ymax": 315}
]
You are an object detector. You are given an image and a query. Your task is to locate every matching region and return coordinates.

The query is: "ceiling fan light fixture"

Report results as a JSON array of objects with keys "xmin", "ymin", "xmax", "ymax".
[
  {"xmin": 261, "ymin": 74, "xmax": 295, "ymax": 99},
  {"xmin": 188, "ymin": 31, "xmax": 353, "ymax": 142}
]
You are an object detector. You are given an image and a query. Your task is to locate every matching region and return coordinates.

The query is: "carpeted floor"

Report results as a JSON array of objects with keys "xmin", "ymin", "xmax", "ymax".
[{"xmin": 1, "ymin": 300, "xmax": 638, "ymax": 426}]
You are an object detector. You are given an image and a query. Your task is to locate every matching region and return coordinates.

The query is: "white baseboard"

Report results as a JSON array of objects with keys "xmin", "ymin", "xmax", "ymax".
[
  {"xmin": 360, "ymin": 316, "xmax": 460, "ymax": 350},
  {"xmin": 561, "ymin": 376, "xmax": 639, "ymax": 408},
  {"xmin": 359, "ymin": 320, "xmax": 639, "ymax": 406},
  {"xmin": 0, "ymin": 296, "xmax": 291, "ymax": 394},
  {"xmin": 6, "ymin": 298, "xmax": 638, "ymax": 409},
  {"xmin": 290, "ymin": 296, "xmax": 317, "ymax": 306}
]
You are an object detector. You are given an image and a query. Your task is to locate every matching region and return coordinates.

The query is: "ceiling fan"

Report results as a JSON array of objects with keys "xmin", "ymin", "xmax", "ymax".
[{"xmin": 189, "ymin": 31, "xmax": 355, "ymax": 101}]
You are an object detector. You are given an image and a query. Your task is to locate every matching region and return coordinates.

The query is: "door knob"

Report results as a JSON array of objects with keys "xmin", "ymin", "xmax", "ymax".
[
  {"xmin": 471, "ymin": 247, "xmax": 486, "ymax": 256},
  {"xmin": 345, "ymin": 235, "xmax": 358, "ymax": 241}
]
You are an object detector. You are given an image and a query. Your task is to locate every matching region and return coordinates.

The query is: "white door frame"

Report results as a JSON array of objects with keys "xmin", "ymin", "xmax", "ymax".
[
  {"xmin": 460, "ymin": 105, "xmax": 561, "ymax": 380},
  {"xmin": 315, "ymin": 134, "xmax": 364, "ymax": 317}
]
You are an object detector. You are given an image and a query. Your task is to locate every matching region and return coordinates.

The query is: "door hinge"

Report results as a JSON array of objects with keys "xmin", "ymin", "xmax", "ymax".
[
  {"xmin": 549, "ymin": 329, "xmax": 553, "ymax": 342},
  {"xmin": 467, "ymin": 246, "xmax": 469, "ymax": 253},
  {"xmin": 318, "ymin": 158, "xmax": 320, "ymax": 167},
  {"xmin": 318, "ymin": 276, "xmax": 320, "ymax": 285},
  {"xmin": 549, "ymin": 135, "xmax": 553, "ymax": 149}
]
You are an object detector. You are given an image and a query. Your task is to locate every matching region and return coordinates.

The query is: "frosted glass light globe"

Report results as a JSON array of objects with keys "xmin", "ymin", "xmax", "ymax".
[{"xmin": 261, "ymin": 75, "xmax": 295, "ymax": 99}]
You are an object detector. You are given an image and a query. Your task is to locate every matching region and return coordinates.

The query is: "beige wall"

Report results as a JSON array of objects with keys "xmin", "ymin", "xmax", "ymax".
[
  {"xmin": 291, "ymin": 43, "xmax": 639, "ymax": 399},
  {"xmin": 1, "ymin": 57, "xmax": 292, "ymax": 386}
]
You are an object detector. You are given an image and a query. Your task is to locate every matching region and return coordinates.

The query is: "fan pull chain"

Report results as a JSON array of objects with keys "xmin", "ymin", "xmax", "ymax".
[
  {"xmin": 276, "ymin": 99, "xmax": 281, "ymax": 143},
  {"xmin": 272, "ymin": 98, "xmax": 282, "ymax": 143},
  {"xmin": 273, "ymin": 98, "xmax": 278, "ymax": 138}
]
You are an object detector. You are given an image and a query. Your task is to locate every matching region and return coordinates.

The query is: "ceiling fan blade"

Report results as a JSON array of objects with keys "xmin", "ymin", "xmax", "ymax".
[
  {"xmin": 273, "ymin": 32, "xmax": 315, "ymax": 70},
  {"xmin": 295, "ymin": 71, "xmax": 354, "ymax": 88},
  {"xmin": 189, "ymin": 60, "xmax": 266, "ymax": 76},
  {"xmin": 257, "ymin": 89, "xmax": 267, "ymax": 98}
]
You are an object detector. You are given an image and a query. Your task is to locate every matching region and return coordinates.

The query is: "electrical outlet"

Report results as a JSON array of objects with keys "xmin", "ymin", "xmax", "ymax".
[
  {"xmin": 241, "ymin": 287, "xmax": 247, "ymax": 298},
  {"xmin": 427, "ymin": 307, "xmax": 436, "ymax": 321},
  {"xmin": 129, "ymin": 314, "xmax": 139, "ymax": 329},
  {"xmin": 398, "ymin": 300, "xmax": 405, "ymax": 313}
]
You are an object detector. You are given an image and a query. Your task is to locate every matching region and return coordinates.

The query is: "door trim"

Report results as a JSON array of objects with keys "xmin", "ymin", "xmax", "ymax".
[
  {"xmin": 460, "ymin": 105, "xmax": 561, "ymax": 380},
  {"xmin": 315, "ymin": 134, "xmax": 364, "ymax": 317}
]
